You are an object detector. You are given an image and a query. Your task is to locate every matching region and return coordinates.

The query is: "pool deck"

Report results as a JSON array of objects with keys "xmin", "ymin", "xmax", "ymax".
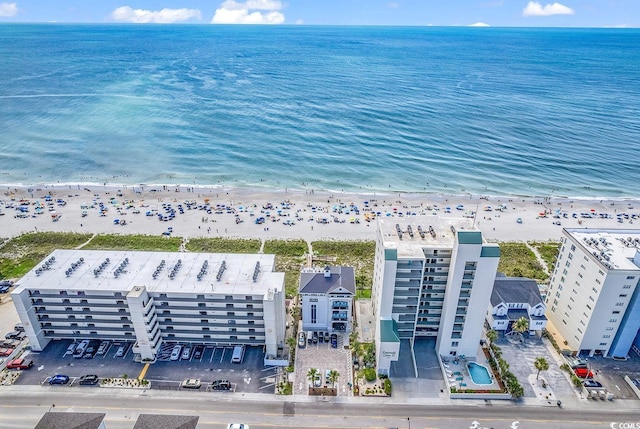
[{"xmin": 441, "ymin": 347, "xmax": 498, "ymax": 391}]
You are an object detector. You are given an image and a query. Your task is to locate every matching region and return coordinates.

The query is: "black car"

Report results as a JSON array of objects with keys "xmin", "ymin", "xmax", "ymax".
[
  {"xmin": 330, "ymin": 333, "xmax": 338, "ymax": 348},
  {"xmin": 5, "ymin": 331, "xmax": 21, "ymax": 340},
  {"xmin": 211, "ymin": 380, "xmax": 232, "ymax": 391},
  {"xmin": 193, "ymin": 345, "xmax": 204, "ymax": 360},
  {"xmin": 583, "ymin": 379, "xmax": 603, "ymax": 388},
  {"xmin": 78, "ymin": 374, "xmax": 99, "ymax": 385}
]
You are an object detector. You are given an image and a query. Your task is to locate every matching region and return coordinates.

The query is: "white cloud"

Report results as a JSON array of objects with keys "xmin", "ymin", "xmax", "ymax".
[
  {"xmin": 523, "ymin": 2, "xmax": 574, "ymax": 17},
  {"xmin": 0, "ymin": 2, "xmax": 18, "ymax": 17},
  {"xmin": 469, "ymin": 22, "xmax": 491, "ymax": 27},
  {"xmin": 110, "ymin": 6, "xmax": 202, "ymax": 23},
  {"xmin": 211, "ymin": 0, "xmax": 285, "ymax": 24}
]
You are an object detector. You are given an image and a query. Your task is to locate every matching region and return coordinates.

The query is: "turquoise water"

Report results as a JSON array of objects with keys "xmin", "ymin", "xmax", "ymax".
[
  {"xmin": 467, "ymin": 362, "xmax": 492, "ymax": 385},
  {"xmin": 1, "ymin": 25, "xmax": 639, "ymax": 197}
]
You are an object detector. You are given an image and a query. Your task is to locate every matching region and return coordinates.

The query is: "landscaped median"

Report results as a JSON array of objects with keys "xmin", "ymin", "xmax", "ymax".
[{"xmin": 100, "ymin": 376, "xmax": 150, "ymax": 389}]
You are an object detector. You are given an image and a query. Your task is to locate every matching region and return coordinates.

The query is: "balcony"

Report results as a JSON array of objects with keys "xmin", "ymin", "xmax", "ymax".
[{"xmin": 151, "ymin": 295, "xmax": 263, "ymax": 304}]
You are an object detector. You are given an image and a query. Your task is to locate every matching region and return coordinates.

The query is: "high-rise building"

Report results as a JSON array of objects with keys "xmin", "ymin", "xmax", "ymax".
[
  {"xmin": 546, "ymin": 229, "xmax": 640, "ymax": 358},
  {"xmin": 373, "ymin": 217, "xmax": 500, "ymax": 375},
  {"xmin": 12, "ymin": 250, "xmax": 286, "ymax": 360}
]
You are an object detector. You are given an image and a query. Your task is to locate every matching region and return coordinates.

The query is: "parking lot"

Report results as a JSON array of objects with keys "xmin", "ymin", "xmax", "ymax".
[
  {"xmin": 294, "ymin": 332, "xmax": 352, "ymax": 396},
  {"xmin": 12, "ymin": 339, "xmax": 277, "ymax": 394}
]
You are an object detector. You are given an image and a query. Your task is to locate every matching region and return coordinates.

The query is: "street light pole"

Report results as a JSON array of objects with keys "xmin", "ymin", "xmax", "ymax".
[{"xmin": 407, "ymin": 417, "xmax": 411, "ymax": 429}]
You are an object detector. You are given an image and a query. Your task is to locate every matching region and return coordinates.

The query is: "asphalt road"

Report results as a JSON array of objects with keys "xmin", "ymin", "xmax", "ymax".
[{"xmin": 0, "ymin": 387, "xmax": 638, "ymax": 429}]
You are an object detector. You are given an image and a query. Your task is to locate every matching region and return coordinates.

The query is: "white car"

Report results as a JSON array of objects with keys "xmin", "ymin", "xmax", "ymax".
[
  {"xmin": 227, "ymin": 425, "xmax": 249, "ymax": 429},
  {"xmin": 170, "ymin": 345, "xmax": 182, "ymax": 361},
  {"xmin": 181, "ymin": 347, "xmax": 191, "ymax": 360}
]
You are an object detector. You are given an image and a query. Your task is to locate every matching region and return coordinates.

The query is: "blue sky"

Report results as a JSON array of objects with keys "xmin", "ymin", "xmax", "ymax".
[{"xmin": 0, "ymin": 1, "xmax": 637, "ymax": 27}]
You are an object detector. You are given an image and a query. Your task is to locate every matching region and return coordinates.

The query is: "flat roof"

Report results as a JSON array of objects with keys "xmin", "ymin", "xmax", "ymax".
[
  {"xmin": 378, "ymin": 216, "xmax": 478, "ymax": 258},
  {"xmin": 565, "ymin": 228, "xmax": 640, "ymax": 271},
  {"xmin": 13, "ymin": 249, "xmax": 283, "ymax": 295}
]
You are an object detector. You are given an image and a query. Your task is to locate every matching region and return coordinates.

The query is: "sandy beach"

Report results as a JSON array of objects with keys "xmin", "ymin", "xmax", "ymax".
[{"xmin": 2, "ymin": 184, "xmax": 640, "ymax": 243}]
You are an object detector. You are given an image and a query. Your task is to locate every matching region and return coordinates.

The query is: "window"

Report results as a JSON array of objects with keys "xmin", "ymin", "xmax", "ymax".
[
  {"xmin": 598, "ymin": 270, "xmax": 604, "ymax": 276},
  {"xmin": 592, "ymin": 287, "xmax": 598, "ymax": 293},
  {"xmin": 568, "ymin": 253, "xmax": 573, "ymax": 260},
  {"xmin": 311, "ymin": 304, "xmax": 317, "ymax": 324},
  {"xmin": 623, "ymin": 285, "xmax": 631, "ymax": 289},
  {"xmin": 595, "ymin": 279, "xmax": 601, "ymax": 285},
  {"xmin": 616, "ymin": 302, "xmax": 624, "ymax": 306},
  {"xmin": 248, "ymin": 320, "xmax": 255, "ymax": 325},
  {"xmin": 603, "ymin": 335, "xmax": 611, "ymax": 339},
  {"xmin": 225, "ymin": 295, "xmax": 233, "ymax": 300},
  {"xmin": 570, "ymin": 244, "xmax": 576, "ymax": 251},
  {"xmin": 226, "ymin": 303, "xmax": 233, "ymax": 308},
  {"xmin": 619, "ymin": 294, "xmax": 627, "ymax": 298},
  {"xmin": 626, "ymin": 275, "xmax": 635, "ymax": 280},
  {"xmin": 451, "ymin": 341, "xmax": 459, "ymax": 347},
  {"xmin": 599, "ymin": 342, "xmax": 607, "ymax": 346},
  {"xmin": 609, "ymin": 319, "xmax": 617, "ymax": 323},
  {"xmin": 589, "ymin": 296, "xmax": 595, "ymax": 302},
  {"xmin": 606, "ymin": 327, "xmax": 614, "ymax": 331},
  {"xmin": 247, "ymin": 304, "xmax": 253, "ymax": 309},
  {"xmin": 227, "ymin": 312, "xmax": 235, "ymax": 316},
  {"xmin": 613, "ymin": 311, "xmax": 620, "ymax": 314},
  {"xmin": 551, "ymin": 306, "xmax": 556, "ymax": 312},
  {"xmin": 245, "ymin": 295, "xmax": 253, "ymax": 300},
  {"xmin": 586, "ymin": 304, "xmax": 592, "ymax": 310},
  {"xmin": 567, "ymin": 305, "xmax": 572, "ymax": 310}
]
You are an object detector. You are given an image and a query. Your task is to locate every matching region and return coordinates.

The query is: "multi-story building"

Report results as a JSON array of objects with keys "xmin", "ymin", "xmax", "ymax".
[
  {"xmin": 546, "ymin": 229, "xmax": 640, "ymax": 358},
  {"xmin": 487, "ymin": 275, "xmax": 547, "ymax": 334},
  {"xmin": 372, "ymin": 217, "xmax": 500, "ymax": 375},
  {"xmin": 12, "ymin": 250, "xmax": 286, "ymax": 360},
  {"xmin": 299, "ymin": 266, "xmax": 355, "ymax": 333}
]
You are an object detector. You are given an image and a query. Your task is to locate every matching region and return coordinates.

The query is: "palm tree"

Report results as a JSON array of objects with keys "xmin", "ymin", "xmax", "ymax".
[
  {"xmin": 328, "ymin": 369, "xmax": 340, "ymax": 387},
  {"xmin": 512, "ymin": 317, "xmax": 529, "ymax": 334},
  {"xmin": 306, "ymin": 368, "xmax": 318, "ymax": 387},
  {"xmin": 486, "ymin": 329, "xmax": 498, "ymax": 346},
  {"xmin": 534, "ymin": 356, "xmax": 549, "ymax": 380}
]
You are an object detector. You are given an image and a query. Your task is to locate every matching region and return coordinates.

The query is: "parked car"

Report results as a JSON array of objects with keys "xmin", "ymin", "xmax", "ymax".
[
  {"xmin": 583, "ymin": 379, "xmax": 603, "ymax": 388},
  {"xmin": 318, "ymin": 332, "xmax": 324, "ymax": 343},
  {"xmin": 181, "ymin": 346, "xmax": 192, "ymax": 360},
  {"xmin": 5, "ymin": 331, "xmax": 20, "ymax": 340},
  {"xmin": 66, "ymin": 342, "xmax": 78, "ymax": 354},
  {"xmin": 49, "ymin": 374, "xmax": 70, "ymax": 385},
  {"xmin": 0, "ymin": 347, "xmax": 14, "ymax": 357},
  {"xmin": 181, "ymin": 379, "xmax": 202, "ymax": 389},
  {"xmin": 574, "ymin": 367, "xmax": 594, "ymax": 378},
  {"xmin": 330, "ymin": 333, "xmax": 338, "ymax": 348},
  {"xmin": 297, "ymin": 332, "xmax": 306, "ymax": 348},
  {"xmin": 324, "ymin": 332, "xmax": 330, "ymax": 342},
  {"xmin": 0, "ymin": 280, "xmax": 14, "ymax": 288},
  {"xmin": 192, "ymin": 345, "xmax": 204, "ymax": 360},
  {"xmin": 14, "ymin": 323, "xmax": 24, "ymax": 332},
  {"xmin": 227, "ymin": 424, "xmax": 249, "ymax": 429},
  {"xmin": 2, "ymin": 339, "xmax": 20, "ymax": 349},
  {"xmin": 211, "ymin": 380, "xmax": 232, "ymax": 391},
  {"xmin": 312, "ymin": 332, "xmax": 318, "ymax": 344},
  {"xmin": 6, "ymin": 358, "xmax": 33, "ymax": 370},
  {"xmin": 73, "ymin": 340, "xmax": 90, "ymax": 358},
  {"xmin": 170, "ymin": 345, "xmax": 182, "ymax": 361},
  {"xmin": 0, "ymin": 285, "xmax": 10, "ymax": 293},
  {"xmin": 78, "ymin": 374, "xmax": 99, "ymax": 385}
]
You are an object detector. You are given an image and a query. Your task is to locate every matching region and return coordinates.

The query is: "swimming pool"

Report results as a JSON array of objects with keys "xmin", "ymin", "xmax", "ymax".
[{"xmin": 467, "ymin": 362, "xmax": 492, "ymax": 385}]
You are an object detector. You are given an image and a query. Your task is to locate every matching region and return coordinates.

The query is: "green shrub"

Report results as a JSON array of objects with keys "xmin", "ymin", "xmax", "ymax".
[
  {"xmin": 383, "ymin": 378, "xmax": 392, "ymax": 395},
  {"xmin": 363, "ymin": 368, "xmax": 376, "ymax": 382}
]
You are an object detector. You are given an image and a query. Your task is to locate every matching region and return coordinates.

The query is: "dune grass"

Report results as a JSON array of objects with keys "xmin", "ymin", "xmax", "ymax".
[
  {"xmin": 81, "ymin": 234, "xmax": 182, "ymax": 252},
  {"xmin": 185, "ymin": 237, "xmax": 261, "ymax": 254},
  {"xmin": 529, "ymin": 241, "xmax": 561, "ymax": 274},
  {"xmin": 264, "ymin": 240, "xmax": 308, "ymax": 298},
  {"xmin": 0, "ymin": 232, "xmax": 92, "ymax": 279},
  {"xmin": 497, "ymin": 242, "xmax": 548, "ymax": 282}
]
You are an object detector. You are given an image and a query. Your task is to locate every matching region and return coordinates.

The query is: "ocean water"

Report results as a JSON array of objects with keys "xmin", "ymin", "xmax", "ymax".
[{"xmin": 0, "ymin": 24, "xmax": 639, "ymax": 198}]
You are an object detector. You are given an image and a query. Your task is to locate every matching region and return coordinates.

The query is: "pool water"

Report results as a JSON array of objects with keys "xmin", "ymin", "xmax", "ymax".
[{"xmin": 467, "ymin": 362, "xmax": 492, "ymax": 385}]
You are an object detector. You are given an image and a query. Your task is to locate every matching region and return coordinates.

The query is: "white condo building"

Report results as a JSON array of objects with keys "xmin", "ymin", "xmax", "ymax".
[
  {"xmin": 372, "ymin": 217, "xmax": 500, "ymax": 376},
  {"xmin": 11, "ymin": 250, "xmax": 286, "ymax": 360},
  {"xmin": 546, "ymin": 229, "xmax": 640, "ymax": 358}
]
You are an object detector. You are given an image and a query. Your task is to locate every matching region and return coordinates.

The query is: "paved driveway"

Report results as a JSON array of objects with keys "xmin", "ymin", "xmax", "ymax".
[
  {"xmin": 293, "ymin": 333, "xmax": 352, "ymax": 396},
  {"xmin": 496, "ymin": 335, "xmax": 576, "ymax": 400}
]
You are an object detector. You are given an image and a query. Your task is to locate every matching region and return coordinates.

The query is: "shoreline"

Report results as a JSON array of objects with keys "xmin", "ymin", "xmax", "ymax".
[
  {"xmin": 3, "ymin": 182, "xmax": 640, "ymax": 204},
  {"xmin": 2, "ymin": 183, "xmax": 640, "ymax": 244}
]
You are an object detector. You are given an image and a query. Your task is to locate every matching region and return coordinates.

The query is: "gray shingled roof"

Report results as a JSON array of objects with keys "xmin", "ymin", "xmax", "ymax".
[
  {"xmin": 133, "ymin": 414, "xmax": 199, "ymax": 429},
  {"xmin": 299, "ymin": 266, "xmax": 355, "ymax": 295},
  {"xmin": 490, "ymin": 277, "xmax": 543, "ymax": 307},
  {"xmin": 35, "ymin": 412, "xmax": 106, "ymax": 429}
]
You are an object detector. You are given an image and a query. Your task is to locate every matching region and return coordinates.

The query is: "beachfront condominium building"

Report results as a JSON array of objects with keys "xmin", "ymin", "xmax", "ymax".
[
  {"xmin": 546, "ymin": 229, "xmax": 640, "ymax": 358},
  {"xmin": 372, "ymin": 217, "xmax": 500, "ymax": 376},
  {"xmin": 11, "ymin": 250, "xmax": 285, "ymax": 360}
]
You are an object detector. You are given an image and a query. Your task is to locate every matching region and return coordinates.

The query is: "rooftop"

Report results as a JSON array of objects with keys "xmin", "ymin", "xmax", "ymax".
[
  {"xmin": 378, "ymin": 216, "xmax": 478, "ymax": 258},
  {"xmin": 133, "ymin": 414, "xmax": 199, "ymax": 429},
  {"xmin": 35, "ymin": 412, "xmax": 105, "ymax": 429},
  {"xmin": 565, "ymin": 228, "xmax": 640, "ymax": 271},
  {"xmin": 491, "ymin": 277, "xmax": 544, "ymax": 307},
  {"xmin": 13, "ymin": 249, "xmax": 283, "ymax": 295},
  {"xmin": 299, "ymin": 266, "xmax": 356, "ymax": 295}
]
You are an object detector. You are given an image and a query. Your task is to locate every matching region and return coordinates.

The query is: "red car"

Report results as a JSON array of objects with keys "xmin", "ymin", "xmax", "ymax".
[
  {"xmin": 574, "ymin": 367, "xmax": 594, "ymax": 379},
  {"xmin": 0, "ymin": 347, "xmax": 14, "ymax": 357},
  {"xmin": 6, "ymin": 358, "xmax": 33, "ymax": 370}
]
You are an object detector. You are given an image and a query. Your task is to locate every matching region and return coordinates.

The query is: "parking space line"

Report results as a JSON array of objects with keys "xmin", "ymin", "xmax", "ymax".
[{"xmin": 138, "ymin": 363, "xmax": 150, "ymax": 380}]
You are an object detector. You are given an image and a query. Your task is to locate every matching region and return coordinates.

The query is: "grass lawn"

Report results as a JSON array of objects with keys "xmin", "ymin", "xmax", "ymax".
[
  {"xmin": 185, "ymin": 237, "xmax": 261, "ymax": 253},
  {"xmin": 81, "ymin": 234, "xmax": 182, "ymax": 252},
  {"xmin": 528, "ymin": 241, "xmax": 561, "ymax": 274},
  {"xmin": 0, "ymin": 232, "xmax": 92, "ymax": 279},
  {"xmin": 497, "ymin": 242, "xmax": 548, "ymax": 282},
  {"xmin": 263, "ymin": 240, "xmax": 308, "ymax": 298},
  {"xmin": 310, "ymin": 240, "xmax": 375, "ymax": 299}
]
